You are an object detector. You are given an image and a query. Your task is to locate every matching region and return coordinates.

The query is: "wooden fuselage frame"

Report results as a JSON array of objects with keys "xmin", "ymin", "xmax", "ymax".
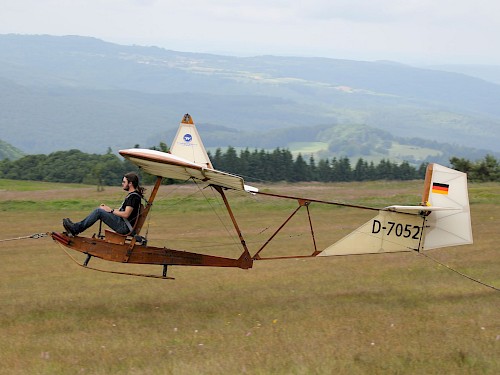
[{"xmin": 51, "ymin": 174, "xmax": 386, "ymax": 273}]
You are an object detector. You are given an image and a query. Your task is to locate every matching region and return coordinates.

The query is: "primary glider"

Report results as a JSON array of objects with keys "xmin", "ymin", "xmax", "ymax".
[{"xmin": 51, "ymin": 114, "xmax": 473, "ymax": 279}]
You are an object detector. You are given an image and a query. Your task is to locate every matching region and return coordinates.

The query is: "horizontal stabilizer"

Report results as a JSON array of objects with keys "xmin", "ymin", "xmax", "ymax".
[{"xmin": 384, "ymin": 205, "xmax": 459, "ymax": 213}]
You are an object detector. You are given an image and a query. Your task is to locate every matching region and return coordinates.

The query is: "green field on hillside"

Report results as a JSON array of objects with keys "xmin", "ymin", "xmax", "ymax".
[{"xmin": 1, "ymin": 180, "xmax": 499, "ymax": 374}]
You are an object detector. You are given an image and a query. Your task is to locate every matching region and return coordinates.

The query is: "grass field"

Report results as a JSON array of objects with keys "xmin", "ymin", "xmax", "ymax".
[{"xmin": 0, "ymin": 179, "xmax": 499, "ymax": 374}]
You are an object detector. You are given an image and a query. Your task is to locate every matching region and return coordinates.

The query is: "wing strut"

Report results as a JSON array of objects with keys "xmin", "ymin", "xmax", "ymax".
[
  {"xmin": 253, "ymin": 199, "xmax": 319, "ymax": 260},
  {"xmin": 212, "ymin": 185, "xmax": 253, "ymax": 269}
]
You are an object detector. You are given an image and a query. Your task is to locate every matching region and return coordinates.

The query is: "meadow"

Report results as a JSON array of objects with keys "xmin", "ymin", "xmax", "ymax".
[{"xmin": 0, "ymin": 179, "xmax": 499, "ymax": 374}]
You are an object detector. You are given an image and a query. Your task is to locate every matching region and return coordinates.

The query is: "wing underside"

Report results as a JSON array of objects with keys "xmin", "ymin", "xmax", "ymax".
[{"xmin": 119, "ymin": 148, "xmax": 256, "ymax": 192}]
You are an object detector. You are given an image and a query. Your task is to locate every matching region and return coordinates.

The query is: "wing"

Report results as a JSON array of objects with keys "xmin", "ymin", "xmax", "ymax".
[{"xmin": 119, "ymin": 148, "xmax": 258, "ymax": 193}]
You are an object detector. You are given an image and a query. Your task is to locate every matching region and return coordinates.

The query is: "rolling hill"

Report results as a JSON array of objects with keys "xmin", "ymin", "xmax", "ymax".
[{"xmin": 1, "ymin": 34, "xmax": 499, "ymax": 164}]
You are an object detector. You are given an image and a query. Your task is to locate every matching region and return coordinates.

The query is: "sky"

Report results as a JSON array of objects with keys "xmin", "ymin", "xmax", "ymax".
[{"xmin": 2, "ymin": 0, "xmax": 500, "ymax": 65}]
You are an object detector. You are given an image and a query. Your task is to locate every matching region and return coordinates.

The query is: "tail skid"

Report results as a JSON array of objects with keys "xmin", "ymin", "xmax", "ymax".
[{"xmin": 318, "ymin": 163, "xmax": 473, "ymax": 257}]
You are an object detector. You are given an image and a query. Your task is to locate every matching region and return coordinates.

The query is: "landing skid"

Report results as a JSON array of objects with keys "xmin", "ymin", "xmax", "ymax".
[{"xmin": 57, "ymin": 243, "xmax": 176, "ymax": 280}]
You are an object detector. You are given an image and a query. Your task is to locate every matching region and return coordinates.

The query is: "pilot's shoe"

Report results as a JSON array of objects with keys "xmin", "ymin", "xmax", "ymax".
[{"xmin": 63, "ymin": 218, "xmax": 78, "ymax": 236}]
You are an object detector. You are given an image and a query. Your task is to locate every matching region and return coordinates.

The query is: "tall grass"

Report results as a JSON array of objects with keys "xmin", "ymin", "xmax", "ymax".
[{"xmin": 0, "ymin": 180, "xmax": 499, "ymax": 374}]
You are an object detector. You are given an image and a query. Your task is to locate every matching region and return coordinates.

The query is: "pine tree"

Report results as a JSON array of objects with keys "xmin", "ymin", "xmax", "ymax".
[
  {"xmin": 292, "ymin": 153, "xmax": 309, "ymax": 182},
  {"xmin": 317, "ymin": 158, "xmax": 332, "ymax": 182}
]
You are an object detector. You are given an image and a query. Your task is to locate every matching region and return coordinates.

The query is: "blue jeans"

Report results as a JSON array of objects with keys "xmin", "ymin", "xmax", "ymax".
[{"xmin": 74, "ymin": 208, "xmax": 130, "ymax": 235}]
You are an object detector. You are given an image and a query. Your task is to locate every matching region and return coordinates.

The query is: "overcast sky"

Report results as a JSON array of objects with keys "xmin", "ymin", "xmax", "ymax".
[{"xmin": 2, "ymin": 0, "xmax": 499, "ymax": 65}]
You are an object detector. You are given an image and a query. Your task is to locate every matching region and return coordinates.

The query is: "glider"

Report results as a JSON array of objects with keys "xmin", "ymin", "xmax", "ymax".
[{"xmin": 51, "ymin": 114, "xmax": 473, "ymax": 279}]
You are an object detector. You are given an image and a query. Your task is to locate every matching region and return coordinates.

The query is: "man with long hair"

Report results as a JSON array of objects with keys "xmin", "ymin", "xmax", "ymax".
[{"xmin": 63, "ymin": 172, "xmax": 145, "ymax": 236}]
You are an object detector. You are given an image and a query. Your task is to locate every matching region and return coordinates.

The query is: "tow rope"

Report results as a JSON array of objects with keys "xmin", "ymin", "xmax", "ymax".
[{"xmin": 0, "ymin": 232, "xmax": 49, "ymax": 242}]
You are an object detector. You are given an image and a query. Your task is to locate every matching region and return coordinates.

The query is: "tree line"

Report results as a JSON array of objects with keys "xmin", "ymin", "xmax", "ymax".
[
  {"xmin": 211, "ymin": 147, "xmax": 427, "ymax": 182},
  {"xmin": 0, "ymin": 146, "xmax": 498, "ymax": 186}
]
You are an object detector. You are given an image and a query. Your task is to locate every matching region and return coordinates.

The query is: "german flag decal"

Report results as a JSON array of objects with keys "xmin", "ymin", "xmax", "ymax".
[{"xmin": 432, "ymin": 182, "xmax": 449, "ymax": 195}]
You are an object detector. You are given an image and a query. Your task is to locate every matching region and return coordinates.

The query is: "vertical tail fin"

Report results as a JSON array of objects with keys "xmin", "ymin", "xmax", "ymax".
[
  {"xmin": 421, "ymin": 163, "xmax": 473, "ymax": 250},
  {"xmin": 169, "ymin": 114, "xmax": 213, "ymax": 168},
  {"xmin": 318, "ymin": 163, "xmax": 473, "ymax": 257}
]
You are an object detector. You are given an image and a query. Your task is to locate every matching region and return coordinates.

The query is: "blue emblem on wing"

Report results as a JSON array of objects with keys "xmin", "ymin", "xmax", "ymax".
[{"xmin": 183, "ymin": 134, "xmax": 192, "ymax": 142}]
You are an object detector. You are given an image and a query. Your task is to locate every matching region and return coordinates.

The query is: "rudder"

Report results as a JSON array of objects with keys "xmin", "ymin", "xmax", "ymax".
[{"xmin": 421, "ymin": 163, "xmax": 473, "ymax": 250}]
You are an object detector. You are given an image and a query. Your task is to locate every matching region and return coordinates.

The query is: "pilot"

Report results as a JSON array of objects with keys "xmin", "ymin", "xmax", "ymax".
[{"xmin": 62, "ymin": 172, "xmax": 145, "ymax": 236}]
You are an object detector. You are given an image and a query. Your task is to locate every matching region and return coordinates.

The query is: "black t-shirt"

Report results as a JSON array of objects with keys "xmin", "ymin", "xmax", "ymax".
[{"xmin": 119, "ymin": 192, "xmax": 142, "ymax": 227}]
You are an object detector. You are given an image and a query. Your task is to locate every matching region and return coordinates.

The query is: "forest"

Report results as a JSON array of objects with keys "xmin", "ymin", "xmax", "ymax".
[{"xmin": 0, "ymin": 146, "xmax": 498, "ymax": 186}]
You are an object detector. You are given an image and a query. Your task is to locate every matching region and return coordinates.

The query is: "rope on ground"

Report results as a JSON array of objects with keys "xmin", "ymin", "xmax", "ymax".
[
  {"xmin": 0, "ymin": 232, "xmax": 49, "ymax": 243},
  {"xmin": 418, "ymin": 251, "xmax": 500, "ymax": 292}
]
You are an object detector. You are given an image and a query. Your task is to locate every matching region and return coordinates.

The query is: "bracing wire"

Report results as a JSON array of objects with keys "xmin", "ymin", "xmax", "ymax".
[
  {"xmin": 192, "ymin": 180, "xmax": 243, "ymax": 252},
  {"xmin": 148, "ymin": 178, "xmax": 244, "ymax": 252}
]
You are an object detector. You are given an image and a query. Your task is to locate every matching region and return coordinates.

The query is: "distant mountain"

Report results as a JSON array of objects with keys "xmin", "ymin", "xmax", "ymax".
[
  {"xmin": 0, "ymin": 139, "xmax": 24, "ymax": 160},
  {"xmin": 427, "ymin": 64, "xmax": 500, "ymax": 85},
  {"xmin": 0, "ymin": 34, "xmax": 499, "ymax": 164},
  {"xmin": 177, "ymin": 123, "xmax": 492, "ymax": 166}
]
